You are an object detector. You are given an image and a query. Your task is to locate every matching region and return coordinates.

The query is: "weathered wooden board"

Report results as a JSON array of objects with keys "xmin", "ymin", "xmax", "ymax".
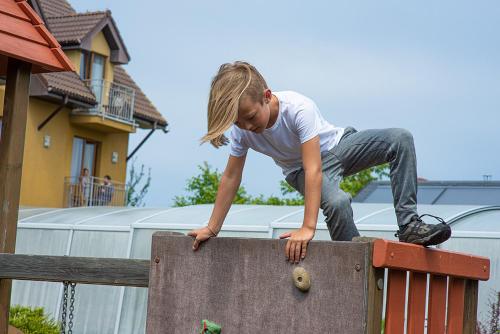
[
  {"xmin": 146, "ymin": 233, "xmax": 371, "ymax": 333},
  {"xmin": 0, "ymin": 254, "xmax": 149, "ymax": 286}
]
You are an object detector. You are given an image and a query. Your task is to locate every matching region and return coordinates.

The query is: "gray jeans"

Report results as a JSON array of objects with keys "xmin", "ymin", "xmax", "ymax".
[{"xmin": 285, "ymin": 127, "xmax": 418, "ymax": 241}]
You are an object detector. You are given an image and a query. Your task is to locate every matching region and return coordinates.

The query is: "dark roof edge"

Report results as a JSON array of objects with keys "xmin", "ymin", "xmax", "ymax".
[
  {"xmin": 27, "ymin": 0, "xmax": 47, "ymax": 25},
  {"xmin": 368, "ymin": 180, "xmax": 500, "ymax": 187},
  {"xmin": 134, "ymin": 114, "xmax": 169, "ymax": 131},
  {"xmin": 29, "ymin": 75, "xmax": 96, "ymax": 108},
  {"xmin": 352, "ymin": 181, "xmax": 378, "ymax": 202},
  {"xmin": 77, "ymin": 12, "xmax": 130, "ymax": 64}
]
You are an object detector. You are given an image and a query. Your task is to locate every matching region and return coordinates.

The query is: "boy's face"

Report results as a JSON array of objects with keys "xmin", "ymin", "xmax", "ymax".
[{"xmin": 235, "ymin": 89, "xmax": 272, "ymax": 133}]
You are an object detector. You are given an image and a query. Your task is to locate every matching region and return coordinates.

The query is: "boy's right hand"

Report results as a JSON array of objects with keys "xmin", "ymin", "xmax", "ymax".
[{"xmin": 187, "ymin": 227, "xmax": 216, "ymax": 251}]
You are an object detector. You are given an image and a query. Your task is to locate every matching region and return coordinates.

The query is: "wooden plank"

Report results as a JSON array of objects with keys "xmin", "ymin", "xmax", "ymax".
[
  {"xmin": 16, "ymin": 1, "xmax": 44, "ymax": 25},
  {"xmin": 407, "ymin": 272, "xmax": 427, "ymax": 333},
  {"xmin": 0, "ymin": 253, "xmax": 150, "ymax": 287},
  {"xmin": 462, "ymin": 280, "xmax": 478, "ymax": 334},
  {"xmin": 34, "ymin": 24, "xmax": 60, "ymax": 48},
  {"xmin": 147, "ymin": 233, "xmax": 371, "ymax": 334},
  {"xmin": 0, "ymin": 57, "xmax": 32, "ymax": 334},
  {"xmin": 427, "ymin": 275, "xmax": 447, "ymax": 334},
  {"xmin": 447, "ymin": 277, "xmax": 466, "ymax": 334},
  {"xmin": 0, "ymin": 31, "xmax": 66, "ymax": 72},
  {"xmin": 385, "ymin": 269, "xmax": 406, "ymax": 334},
  {"xmin": 0, "ymin": 12, "xmax": 49, "ymax": 46},
  {"xmin": 373, "ymin": 239, "xmax": 490, "ymax": 280},
  {"xmin": 364, "ymin": 240, "xmax": 384, "ymax": 334},
  {"xmin": 0, "ymin": 0, "xmax": 31, "ymax": 22}
]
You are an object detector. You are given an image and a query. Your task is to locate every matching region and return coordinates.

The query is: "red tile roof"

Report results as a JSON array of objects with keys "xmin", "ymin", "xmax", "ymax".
[
  {"xmin": 38, "ymin": 71, "xmax": 96, "ymax": 104},
  {"xmin": 37, "ymin": 0, "xmax": 75, "ymax": 17},
  {"xmin": 0, "ymin": 0, "xmax": 75, "ymax": 75},
  {"xmin": 23, "ymin": 0, "xmax": 167, "ymax": 128},
  {"xmin": 46, "ymin": 11, "xmax": 108, "ymax": 45}
]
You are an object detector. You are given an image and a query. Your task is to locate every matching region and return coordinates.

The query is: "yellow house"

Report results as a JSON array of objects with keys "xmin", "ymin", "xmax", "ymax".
[{"xmin": 0, "ymin": 0, "xmax": 168, "ymax": 208}]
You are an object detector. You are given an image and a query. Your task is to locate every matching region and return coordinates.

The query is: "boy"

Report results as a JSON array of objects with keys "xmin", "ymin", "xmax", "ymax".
[{"xmin": 188, "ymin": 61, "xmax": 451, "ymax": 263}]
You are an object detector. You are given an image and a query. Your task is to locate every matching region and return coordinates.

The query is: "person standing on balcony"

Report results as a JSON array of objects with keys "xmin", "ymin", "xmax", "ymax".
[
  {"xmin": 98, "ymin": 175, "xmax": 115, "ymax": 206},
  {"xmin": 77, "ymin": 168, "xmax": 90, "ymax": 206}
]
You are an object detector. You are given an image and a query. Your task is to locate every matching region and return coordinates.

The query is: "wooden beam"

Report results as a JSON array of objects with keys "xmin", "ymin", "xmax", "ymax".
[
  {"xmin": 0, "ymin": 57, "xmax": 32, "ymax": 334},
  {"xmin": 372, "ymin": 239, "xmax": 490, "ymax": 280},
  {"xmin": 0, "ymin": 253, "xmax": 149, "ymax": 287}
]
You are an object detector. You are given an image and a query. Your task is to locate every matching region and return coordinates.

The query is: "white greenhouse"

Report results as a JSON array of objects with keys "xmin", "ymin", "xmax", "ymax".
[{"xmin": 12, "ymin": 204, "xmax": 500, "ymax": 333}]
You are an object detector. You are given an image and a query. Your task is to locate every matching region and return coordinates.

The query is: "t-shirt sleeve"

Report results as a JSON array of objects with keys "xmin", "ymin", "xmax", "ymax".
[
  {"xmin": 229, "ymin": 126, "xmax": 248, "ymax": 157},
  {"xmin": 294, "ymin": 102, "xmax": 321, "ymax": 144}
]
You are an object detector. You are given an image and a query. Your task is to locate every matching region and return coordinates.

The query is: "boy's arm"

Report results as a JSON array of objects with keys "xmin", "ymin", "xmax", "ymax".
[
  {"xmin": 189, "ymin": 154, "xmax": 246, "ymax": 250},
  {"xmin": 279, "ymin": 135, "xmax": 322, "ymax": 263}
]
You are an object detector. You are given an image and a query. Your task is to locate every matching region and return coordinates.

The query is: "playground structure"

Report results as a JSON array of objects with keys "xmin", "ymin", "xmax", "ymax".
[
  {"xmin": 0, "ymin": 1, "xmax": 493, "ymax": 333},
  {"xmin": 0, "ymin": 234, "xmax": 490, "ymax": 333}
]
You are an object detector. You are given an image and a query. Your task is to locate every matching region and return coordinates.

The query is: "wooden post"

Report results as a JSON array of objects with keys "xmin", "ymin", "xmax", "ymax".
[
  {"xmin": 0, "ymin": 58, "xmax": 32, "ymax": 334},
  {"xmin": 365, "ymin": 243, "xmax": 384, "ymax": 334},
  {"xmin": 463, "ymin": 279, "xmax": 479, "ymax": 334}
]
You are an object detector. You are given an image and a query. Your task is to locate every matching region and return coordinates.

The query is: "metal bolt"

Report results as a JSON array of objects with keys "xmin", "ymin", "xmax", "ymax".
[
  {"xmin": 377, "ymin": 278, "xmax": 384, "ymax": 290},
  {"xmin": 390, "ymin": 252, "xmax": 394, "ymax": 258},
  {"xmin": 154, "ymin": 257, "xmax": 160, "ymax": 264},
  {"xmin": 483, "ymin": 265, "xmax": 487, "ymax": 272},
  {"xmin": 355, "ymin": 264, "xmax": 361, "ymax": 271}
]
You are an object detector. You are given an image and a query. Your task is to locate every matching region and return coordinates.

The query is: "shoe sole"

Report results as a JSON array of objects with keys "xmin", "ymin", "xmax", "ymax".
[{"xmin": 402, "ymin": 227, "xmax": 452, "ymax": 247}]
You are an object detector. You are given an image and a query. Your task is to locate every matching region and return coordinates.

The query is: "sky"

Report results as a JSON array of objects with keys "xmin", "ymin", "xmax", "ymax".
[{"xmin": 71, "ymin": 0, "xmax": 500, "ymax": 207}]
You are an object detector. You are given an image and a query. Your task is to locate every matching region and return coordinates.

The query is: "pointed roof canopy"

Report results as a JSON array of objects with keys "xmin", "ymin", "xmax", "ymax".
[{"xmin": 0, "ymin": 0, "xmax": 75, "ymax": 75}]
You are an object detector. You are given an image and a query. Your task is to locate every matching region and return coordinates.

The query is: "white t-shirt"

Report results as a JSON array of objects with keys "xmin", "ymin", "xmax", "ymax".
[{"xmin": 230, "ymin": 91, "xmax": 345, "ymax": 175}]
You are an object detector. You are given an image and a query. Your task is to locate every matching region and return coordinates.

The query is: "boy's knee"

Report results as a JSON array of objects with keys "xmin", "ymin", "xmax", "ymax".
[
  {"xmin": 393, "ymin": 128, "xmax": 414, "ymax": 144},
  {"xmin": 322, "ymin": 192, "xmax": 352, "ymax": 216}
]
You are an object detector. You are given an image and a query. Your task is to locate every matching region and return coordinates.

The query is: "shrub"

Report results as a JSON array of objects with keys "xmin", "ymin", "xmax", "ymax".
[{"xmin": 9, "ymin": 305, "xmax": 59, "ymax": 334}]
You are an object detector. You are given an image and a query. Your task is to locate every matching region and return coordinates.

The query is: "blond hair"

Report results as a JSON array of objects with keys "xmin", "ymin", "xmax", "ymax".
[{"xmin": 201, "ymin": 61, "xmax": 268, "ymax": 148}]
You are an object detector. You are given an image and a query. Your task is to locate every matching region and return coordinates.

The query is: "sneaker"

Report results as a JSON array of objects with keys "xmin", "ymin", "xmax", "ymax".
[{"xmin": 395, "ymin": 214, "xmax": 451, "ymax": 246}]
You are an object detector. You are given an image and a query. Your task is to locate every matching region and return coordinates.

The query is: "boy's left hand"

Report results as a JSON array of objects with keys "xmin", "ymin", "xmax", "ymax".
[{"xmin": 279, "ymin": 226, "xmax": 315, "ymax": 263}]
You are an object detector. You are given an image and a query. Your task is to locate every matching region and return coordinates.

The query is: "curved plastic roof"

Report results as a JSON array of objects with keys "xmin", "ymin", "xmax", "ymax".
[{"xmin": 18, "ymin": 204, "xmax": 500, "ymax": 233}]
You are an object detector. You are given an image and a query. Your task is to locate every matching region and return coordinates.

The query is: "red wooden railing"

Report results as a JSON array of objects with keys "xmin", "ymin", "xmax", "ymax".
[{"xmin": 373, "ymin": 239, "xmax": 490, "ymax": 334}]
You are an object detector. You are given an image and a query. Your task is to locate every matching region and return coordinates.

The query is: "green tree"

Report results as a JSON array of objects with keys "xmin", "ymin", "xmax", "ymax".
[
  {"xmin": 173, "ymin": 161, "xmax": 389, "ymax": 206},
  {"xmin": 173, "ymin": 162, "xmax": 250, "ymax": 207},
  {"xmin": 340, "ymin": 164, "xmax": 389, "ymax": 196},
  {"xmin": 126, "ymin": 158, "xmax": 152, "ymax": 207}
]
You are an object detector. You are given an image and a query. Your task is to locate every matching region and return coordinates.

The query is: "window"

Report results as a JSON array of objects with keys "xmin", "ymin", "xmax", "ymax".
[
  {"xmin": 79, "ymin": 51, "xmax": 106, "ymax": 82},
  {"xmin": 70, "ymin": 137, "xmax": 99, "ymax": 178},
  {"xmin": 79, "ymin": 51, "xmax": 89, "ymax": 80}
]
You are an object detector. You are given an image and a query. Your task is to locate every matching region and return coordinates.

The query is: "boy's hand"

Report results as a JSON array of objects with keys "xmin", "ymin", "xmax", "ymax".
[
  {"xmin": 279, "ymin": 226, "xmax": 315, "ymax": 263},
  {"xmin": 187, "ymin": 226, "xmax": 216, "ymax": 251}
]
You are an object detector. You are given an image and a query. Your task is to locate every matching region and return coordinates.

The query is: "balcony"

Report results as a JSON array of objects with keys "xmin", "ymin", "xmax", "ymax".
[
  {"xmin": 70, "ymin": 79, "xmax": 136, "ymax": 133},
  {"xmin": 64, "ymin": 176, "xmax": 128, "ymax": 207}
]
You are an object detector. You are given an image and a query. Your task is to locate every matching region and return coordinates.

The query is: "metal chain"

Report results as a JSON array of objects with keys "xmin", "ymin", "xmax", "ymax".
[
  {"xmin": 68, "ymin": 283, "xmax": 76, "ymax": 334},
  {"xmin": 60, "ymin": 281, "xmax": 77, "ymax": 334},
  {"xmin": 60, "ymin": 281, "xmax": 68, "ymax": 334}
]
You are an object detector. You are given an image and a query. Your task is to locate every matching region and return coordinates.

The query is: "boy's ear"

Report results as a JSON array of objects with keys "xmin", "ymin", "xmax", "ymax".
[{"xmin": 263, "ymin": 89, "xmax": 272, "ymax": 103}]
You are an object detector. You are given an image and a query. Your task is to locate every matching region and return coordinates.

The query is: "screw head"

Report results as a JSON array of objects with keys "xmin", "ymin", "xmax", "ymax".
[
  {"xmin": 154, "ymin": 257, "xmax": 160, "ymax": 263},
  {"xmin": 355, "ymin": 264, "xmax": 361, "ymax": 271},
  {"xmin": 377, "ymin": 278, "xmax": 384, "ymax": 290}
]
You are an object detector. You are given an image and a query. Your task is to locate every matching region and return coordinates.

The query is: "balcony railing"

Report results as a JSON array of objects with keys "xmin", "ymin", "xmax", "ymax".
[
  {"xmin": 78, "ymin": 79, "xmax": 136, "ymax": 124},
  {"xmin": 64, "ymin": 176, "xmax": 127, "ymax": 207}
]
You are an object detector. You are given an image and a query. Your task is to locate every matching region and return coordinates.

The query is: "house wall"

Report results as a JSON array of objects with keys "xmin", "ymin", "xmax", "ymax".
[
  {"xmin": 3, "ymin": 31, "xmax": 132, "ymax": 208},
  {"xmin": 91, "ymin": 31, "xmax": 115, "ymax": 83},
  {"xmin": 19, "ymin": 98, "xmax": 129, "ymax": 208},
  {"xmin": 65, "ymin": 50, "xmax": 81, "ymax": 74}
]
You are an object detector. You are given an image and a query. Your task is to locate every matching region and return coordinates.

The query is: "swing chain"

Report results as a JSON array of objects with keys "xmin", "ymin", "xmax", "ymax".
[{"xmin": 60, "ymin": 281, "xmax": 76, "ymax": 334}]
